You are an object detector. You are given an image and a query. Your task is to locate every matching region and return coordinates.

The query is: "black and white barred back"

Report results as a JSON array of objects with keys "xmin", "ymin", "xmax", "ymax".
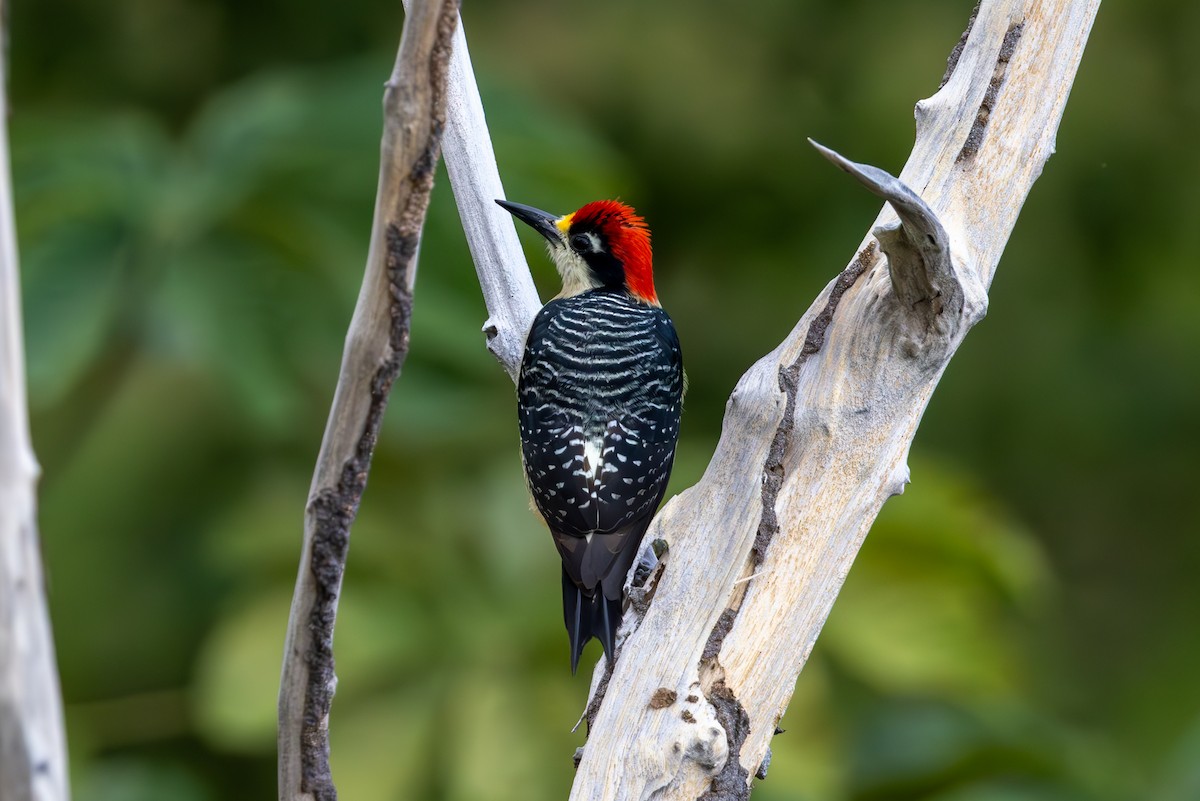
[{"xmin": 518, "ymin": 288, "xmax": 683, "ymax": 671}]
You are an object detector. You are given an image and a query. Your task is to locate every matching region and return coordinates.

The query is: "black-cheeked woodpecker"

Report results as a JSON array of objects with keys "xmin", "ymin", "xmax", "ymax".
[{"xmin": 497, "ymin": 198, "xmax": 684, "ymax": 673}]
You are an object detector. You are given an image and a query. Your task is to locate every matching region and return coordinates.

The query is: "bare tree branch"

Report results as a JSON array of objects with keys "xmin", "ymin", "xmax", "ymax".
[
  {"xmin": 397, "ymin": 3, "xmax": 542, "ymax": 381},
  {"xmin": 438, "ymin": 15, "xmax": 542, "ymax": 380},
  {"xmin": 437, "ymin": 0, "xmax": 1099, "ymax": 798},
  {"xmin": 0, "ymin": 8, "xmax": 71, "ymax": 799},
  {"xmin": 276, "ymin": 2, "xmax": 459, "ymax": 799}
]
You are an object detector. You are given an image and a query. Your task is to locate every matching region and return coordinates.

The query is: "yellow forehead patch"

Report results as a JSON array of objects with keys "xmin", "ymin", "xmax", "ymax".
[{"xmin": 555, "ymin": 212, "xmax": 574, "ymax": 233}]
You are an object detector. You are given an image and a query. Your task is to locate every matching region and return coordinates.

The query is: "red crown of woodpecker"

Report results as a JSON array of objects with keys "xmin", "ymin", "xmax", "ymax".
[{"xmin": 570, "ymin": 200, "xmax": 656, "ymax": 304}]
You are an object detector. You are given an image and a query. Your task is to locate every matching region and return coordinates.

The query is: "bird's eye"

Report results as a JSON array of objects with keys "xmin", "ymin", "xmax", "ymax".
[{"xmin": 570, "ymin": 233, "xmax": 591, "ymax": 252}]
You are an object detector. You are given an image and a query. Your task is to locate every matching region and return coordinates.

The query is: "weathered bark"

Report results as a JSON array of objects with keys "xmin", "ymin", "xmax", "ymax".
[
  {"xmin": 440, "ymin": 0, "xmax": 1100, "ymax": 798},
  {"xmin": 276, "ymin": 2, "xmax": 459, "ymax": 799},
  {"xmin": 0, "ymin": 7, "xmax": 72, "ymax": 798}
]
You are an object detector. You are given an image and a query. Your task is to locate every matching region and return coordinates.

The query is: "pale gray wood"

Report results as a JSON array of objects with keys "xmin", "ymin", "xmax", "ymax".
[
  {"xmin": 440, "ymin": 17, "xmax": 541, "ymax": 379},
  {"xmin": 0, "ymin": 9, "xmax": 71, "ymax": 798}
]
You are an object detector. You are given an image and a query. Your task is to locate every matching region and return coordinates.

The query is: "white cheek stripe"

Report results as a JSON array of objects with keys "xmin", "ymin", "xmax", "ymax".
[{"xmin": 549, "ymin": 244, "xmax": 601, "ymax": 298}]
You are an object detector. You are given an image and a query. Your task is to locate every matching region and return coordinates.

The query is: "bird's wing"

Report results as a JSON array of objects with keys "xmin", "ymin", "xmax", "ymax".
[{"xmin": 520, "ymin": 302, "xmax": 684, "ymax": 593}]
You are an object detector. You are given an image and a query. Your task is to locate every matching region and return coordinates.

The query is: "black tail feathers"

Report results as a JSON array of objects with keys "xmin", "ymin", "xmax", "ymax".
[{"xmin": 562, "ymin": 569, "xmax": 623, "ymax": 674}]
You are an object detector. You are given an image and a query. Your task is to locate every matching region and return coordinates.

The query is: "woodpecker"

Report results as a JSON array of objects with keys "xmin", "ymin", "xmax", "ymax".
[{"xmin": 497, "ymin": 197, "xmax": 684, "ymax": 673}]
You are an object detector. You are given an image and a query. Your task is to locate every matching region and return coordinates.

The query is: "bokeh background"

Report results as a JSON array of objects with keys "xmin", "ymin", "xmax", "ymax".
[{"xmin": 10, "ymin": 0, "xmax": 1200, "ymax": 799}]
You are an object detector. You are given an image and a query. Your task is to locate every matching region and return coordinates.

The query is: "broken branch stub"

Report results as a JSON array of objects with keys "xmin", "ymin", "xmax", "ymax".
[{"xmin": 809, "ymin": 139, "xmax": 958, "ymax": 320}]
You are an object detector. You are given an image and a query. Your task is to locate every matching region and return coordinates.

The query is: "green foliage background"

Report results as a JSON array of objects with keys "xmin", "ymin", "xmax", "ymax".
[{"xmin": 10, "ymin": 0, "xmax": 1200, "ymax": 799}]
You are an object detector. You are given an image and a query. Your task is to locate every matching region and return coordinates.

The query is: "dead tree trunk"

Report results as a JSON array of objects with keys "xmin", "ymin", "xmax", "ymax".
[
  {"xmin": 438, "ymin": 0, "xmax": 1101, "ymax": 798},
  {"xmin": 0, "ymin": 7, "xmax": 72, "ymax": 799}
]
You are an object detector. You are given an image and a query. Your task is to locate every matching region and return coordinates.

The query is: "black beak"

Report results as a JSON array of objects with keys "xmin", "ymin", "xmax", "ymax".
[{"xmin": 496, "ymin": 199, "xmax": 563, "ymax": 244}]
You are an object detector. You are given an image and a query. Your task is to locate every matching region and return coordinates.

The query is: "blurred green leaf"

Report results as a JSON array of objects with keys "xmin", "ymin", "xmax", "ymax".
[
  {"xmin": 925, "ymin": 779, "xmax": 1094, "ymax": 801},
  {"xmin": 821, "ymin": 457, "xmax": 1051, "ymax": 699},
  {"xmin": 192, "ymin": 592, "xmax": 290, "ymax": 752},
  {"xmin": 1152, "ymin": 713, "xmax": 1200, "ymax": 801},
  {"xmin": 329, "ymin": 686, "xmax": 439, "ymax": 801},
  {"xmin": 75, "ymin": 759, "xmax": 214, "ymax": 801}
]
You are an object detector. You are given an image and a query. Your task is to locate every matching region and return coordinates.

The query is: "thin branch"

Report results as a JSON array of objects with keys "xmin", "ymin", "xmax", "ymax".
[
  {"xmin": 276, "ymin": 2, "xmax": 459, "ymax": 799},
  {"xmin": 438, "ymin": 15, "xmax": 542, "ymax": 379},
  {"xmin": 0, "ymin": 9, "xmax": 71, "ymax": 799},
  {"xmin": 399, "ymin": 4, "xmax": 541, "ymax": 377}
]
